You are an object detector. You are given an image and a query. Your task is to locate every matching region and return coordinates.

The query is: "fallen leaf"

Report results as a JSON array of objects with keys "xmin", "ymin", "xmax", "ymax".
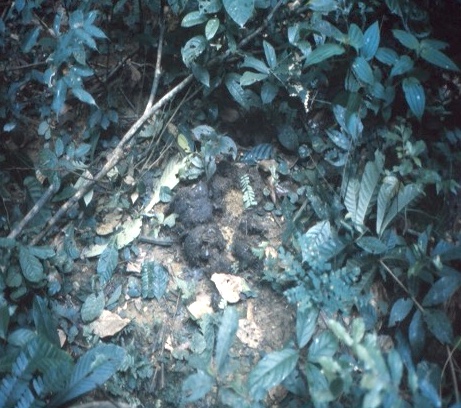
[
  {"xmin": 211, "ymin": 273, "xmax": 249, "ymax": 303},
  {"xmin": 187, "ymin": 294, "xmax": 213, "ymax": 320},
  {"xmin": 89, "ymin": 309, "xmax": 130, "ymax": 338}
]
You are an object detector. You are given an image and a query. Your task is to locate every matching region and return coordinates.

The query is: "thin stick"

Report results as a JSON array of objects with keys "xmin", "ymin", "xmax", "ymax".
[
  {"xmin": 379, "ymin": 259, "xmax": 425, "ymax": 312},
  {"xmin": 8, "ymin": 182, "xmax": 60, "ymax": 241},
  {"xmin": 145, "ymin": 16, "xmax": 165, "ymax": 113}
]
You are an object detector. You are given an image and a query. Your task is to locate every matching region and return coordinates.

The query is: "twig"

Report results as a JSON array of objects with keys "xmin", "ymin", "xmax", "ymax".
[
  {"xmin": 441, "ymin": 341, "xmax": 461, "ymax": 403},
  {"xmin": 145, "ymin": 16, "xmax": 165, "ymax": 113},
  {"xmin": 7, "ymin": 182, "xmax": 60, "ymax": 241},
  {"xmin": 379, "ymin": 259, "xmax": 425, "ymax": 312},
  {"xmin": 31, "ymin": 73, "xmax": 194, "ymax": 245}
]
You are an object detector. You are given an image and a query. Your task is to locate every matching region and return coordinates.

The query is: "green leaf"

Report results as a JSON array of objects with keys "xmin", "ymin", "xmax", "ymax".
[
  {"xmin": 50, "ymin": 344, "xmax": 125, "ymax": 406},
  {"xmin": 248, "ymin": 348, "xmax": 299, "ymax": 399},
  {"xmin": 402, "ymin": 77, "xmax": 425, "ymax": 120},
  {"xmin": 261, "ymin": 81, "xmax": 278, "ymax": 104},
  {"xmin": 52, "ymin": 78, "xmax": 68, "ymax": 113},
  {"xmin": 181, "ymin": 11, "xmax": 207, "ymax": 27},
  {"xmin": 181, "ymin": 35, "xmax": 207, "ymax": 68},
  {"xmin": 423, "ymin": 309, "xmax": 453, "ymax": 344},
  {"xmin": 223, "ymin": 0, "xmax": 254, "ymax": 27},
  {"xmin": 72, "ymin": 87, "xmax": 97, "ymax": 106},
  {"xmin": 240, "ymin": 71, "xmax": 268, "ymax": 86},
  {"xmin": 352, "ymin": 56, "xmax": 375, "ymax": 85},
  {"xmin": 205, "ymin": 18, "xmax": 220, "ymax": 40},
  {"xmin": 387, "ymin": 349, "xmax": 403, "ymax": 386},
  {"xmin": 215, "ymin": 307, "xmax": 239, "ymax": 375},
  {"xmin": 181, "ymin": 371, "xmax": 214, "ymax": 403},
  {"xmin": 141, "ymin": 261, "xmax": 169, "ymax": 300},
  {"xmin": 28, "ymin": 246, "xmax": 55, "ymax": 259},
  {"xmin": 97, "ymin": 244, "xmax": 118, "ymax": 286},
  {"xmin": 304, "ymin": 43, "xmax": 345, "ymax": 67},
  {"xmin": 420, "ymin": 42, "xmax": 460, "ymax": 72},
  {"xmin": 75, "ymin": 27, "xmax": 97, "ymax": 50},
  {"xmin": 19, "ymin": 246, "xmax": 45, "ymax": 282},
  {"xmin": 241, "ymin": 55, "xmax": 270, "ymax": 74},
  {"xmin": 422, "ymin": 276, "xmax": 461, "ymax": 306},
  {"xmin": 80, "ymin": 292, "xmax": 105, "ymax": 323},
  {"xmin": 0, "ymin": 238, "xmax": 17, "ymax": 249},
  {"xmin": 192, "ymin": 63, "xmax": 210, "ymax": 87},
  {"xmin": 21, "ymin": 26, "xmax": 41, "ymax": 53},
  {"xmin": 199, "ymin": 0, "xmax": 222, "ymax": 13},
  {"xmin": 225, "ymin": 73, "xmax": 259, "ymax": 109},
  {"xmin": 308, "ymin": 0, "xmax": 338, "ymax": 13},
  {"xmin": 392, "ymin": 29, "xmax": 419, "ymax": 51},
  {"xmin": 308, "ymin": 331, "xmax": 338, "ymax": 363},
  {"xmin": 296, "ymin": 305, "xmax": 318, "ymax": 348},
  {"xmin": 388, "ymin": 298, "xmax": 413, "ymax": 327},
  {"xmin": 0, "ymin": 303, "xmax": 9, "ymax": 340},
  {"xmin": 348, "ymin": 24, "xmax": 363, "ymax": 52},
  {"xmin": 263, "ymin": 40, "xmax": 277, "ymax": 69},
  {"xmin": 361, "ymin": 21, "xmax": 380, "ymax": 60},
  {"xmin": 409, "ymin": 310, "xmax": 425, "ymax": 358},
  {"xmin": 375, "ymin": 47, "xmax": 398, "ymax": 65},
  {"xmin": 356, "ymin": 236, "xmax": 387, "ymax": 255},
  {"xmin": 390, "ymin": 55, "xmax": 414, "ymax": 77},
  {"xmin": 33, "ymin": 297, "xmax": 60, "ymax": 346}
]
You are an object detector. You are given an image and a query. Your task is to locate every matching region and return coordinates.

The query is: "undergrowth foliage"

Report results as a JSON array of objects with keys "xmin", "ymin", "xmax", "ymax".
[{"xmin": 1, "ymin": 0, "xmax": 461, "ymax": 406}]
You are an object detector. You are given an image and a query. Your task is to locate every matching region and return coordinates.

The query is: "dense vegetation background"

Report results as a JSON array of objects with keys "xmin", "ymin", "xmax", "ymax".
[{"xmin": 1, "ymin": 0, "xmax": 461, "ymax": 406}]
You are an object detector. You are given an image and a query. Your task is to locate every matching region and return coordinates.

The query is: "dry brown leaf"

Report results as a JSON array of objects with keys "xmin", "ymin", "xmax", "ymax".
[
  {"xmin": 89, "ymin": 310, "xmax": 130, "ymax": 338},
  {"xmin": 211, "ymin": 273, "xmax": 248, "ymax": 303}
]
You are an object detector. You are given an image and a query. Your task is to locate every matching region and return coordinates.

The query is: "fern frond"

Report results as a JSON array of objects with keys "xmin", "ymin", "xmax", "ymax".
[{"xmin": 240, "ymin": 174, "xmax": 257, "ymax": 208}]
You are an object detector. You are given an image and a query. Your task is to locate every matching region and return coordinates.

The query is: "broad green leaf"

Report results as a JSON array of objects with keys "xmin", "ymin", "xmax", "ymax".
[
  {"xmin": 199, "ymin": 0, "xmax": 222, "ymax": 13},
  {"xmin": 393, "ymin": 29, "xmax": 419, "ymax": 51},
  {"xmin": 263, "ymin": 40, "xmax": 277, "ymax": 69},
  {"xmin": 181, "ymin": 35, "xmax": 207, "ymax": 68},
  {"xmin": 356, "ymin": 236, "xmax": 387, "ymax": 255},
  {"xmin": 240, "ymin": 71, "xmax": 268, "ymax": 86},
  {"xmin": 390, "ymin": 55, "xmax": 414, "ymax": 77},
  {"xmin": 261, "ymin": 81, "xmax": 278, "ymax": 104},
  {"xmin": 81, "ymin": 292, "xmax": 105, "ymax": 323},
  {"xmin": 52, "ymin": 79, "xmax": 68, "ymax": 113},
  {"xmin": 33, "ymin": 297, "xmax": 60, "ymax": 346},
  {"xmin": 28, "ymin": 246, "xmax": 55, "ymax": 259},
  {"xmin": 0, "ymin": 237, "xmax": 16, "ymax": 248},
  {"xmin": 0, "ymin": 304, "xmax": 9, "ymax": 340},
  {"xmin": 348, "ymin": 24, "xmax": 363, "ymax": 52},
  {"xmin": 74, "ymin": 27, "xmax": 97, "ymax": 49},
  {"xmin": 22, "ymin": 26, "xmax": 41, "ymax": 53},
  {"xmin": 420, "ymin": 42, "xmax": 460, "ymax": 71},
  {"xmin": 97, "ymin": 244, "xmax": 118, "ymax": 286},
  {"xmin": 361, "ymin": 21, "xmax": 380, "ymax": 60},
  {"xmin": 326, "ymin": 320, "xmax": 353, "ymax": 346},
  {"xmin": 72, "ymin": 87, "xmax": 97, "ymax": 106},
  {"xmin": 388, "ymin": 298, "xmax": 413, "ymax": 327},
  {"xmin": 82, "ymin": 24, "xmax": 107, "ymax": 39},
  {"xmin": 296, "ymin": 306, "xmax": 318, "ymax": 348},
  {"xmin": 223, "ymin": 0, "xmax": 254, "ymax": 27},
  {"xmin": 50, "ymin": 344, "xmax": 125, "ymax": 405},
  {"xmin": 225, "ymin": 73, "xmax": 259, "ymax": 109},
  {"xmin": 141, "ymin": 261, "xmax": 169, "ymax": 300},
  {"xmin": 308, "ymin": 0, "xmax": 338, "ymax": 13},
  {"xmin": 241, "ymin": 55, "xmax": 270, "ymax": 74},
  {"xmin": 402, "ymin": 77, "xmax": 425, "ymax": 120},
  {"xmin": 19, "ymin": 246, "xmax": 45, "ymax": 283},
  {"xmin": 215, "ymin": 307, "xmax": 239, "ymax": 374},
  {"xmin": 375, "ymin": 47, "xmax": 398, "ymax": 65},
  {"xmin": 422, "ymin": 276, "xmax": 461, "ymax": 306},
  {"xmin": 181, "ymin": 371, "xmax": 214, "ymax": 403},
  {"xmin": 192, "ymin": 63, "xmax": 210, "ymax": 87},
  {"xmin": 308, "ymin": 331, "xmax": 338, "ymax": 362},
  {"xmin": 352, "ymin": 56, "xmax": 374, "ymax": 85},
  {"xmin": 423, "ymin": 309, "xmax": 453, "ymax": 344},
  {"xmin": 248, "ymin": 348, "xmax": 299, "ymax": 399},
  {"xmin": 205, "ymin": 18, "xmax": 220, "ymax": 40},
  {"xmin": 305, "ymin": 43, "xmax": 345, "ymax": 67},
  {"xmin": 355, "ymin": 151, "xmax": 384, "ymax": 228},
  {"xmin": 69, "ymin": 9, "xmax": 84, "ymax": 28},
  {"xmin": 387, "ymin": 349, "xmax": 403, "ymax": 387},
  {"xmin": 409, "ymin": 310, "xmax": 425, "ymax": 358},
  {"xmin": 181, "ymin": 11, "xmax": 207, "ymax": 27}
]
